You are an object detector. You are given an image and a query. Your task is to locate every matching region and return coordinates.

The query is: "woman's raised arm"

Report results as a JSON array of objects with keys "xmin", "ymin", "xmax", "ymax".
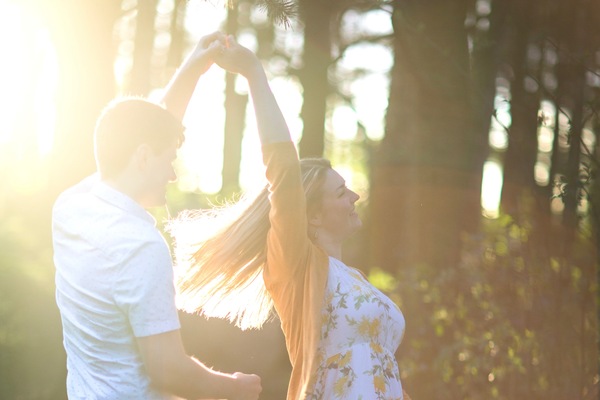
[{"xmin": 215, "ymin": 36, "xmax": 291, "ymax": 145}]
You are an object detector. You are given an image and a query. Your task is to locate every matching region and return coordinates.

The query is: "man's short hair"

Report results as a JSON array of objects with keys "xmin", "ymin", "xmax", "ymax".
[{"xmin": 94, "ymin": 97, "xmax": 185, "ymax": 179}]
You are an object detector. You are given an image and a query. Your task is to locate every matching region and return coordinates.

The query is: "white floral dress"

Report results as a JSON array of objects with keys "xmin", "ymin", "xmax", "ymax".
[{"xmin": 307, "ymin": 257, "xmax": 405, "ymax": 400}]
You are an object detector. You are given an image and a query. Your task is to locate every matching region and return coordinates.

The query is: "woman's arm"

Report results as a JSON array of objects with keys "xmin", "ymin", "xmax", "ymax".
[
  {"xmin": 215, "ymin": 37, "xmax": 312, "ymax": 273},
  {"xmin": 215, "ymin": 36, "xmax": 291, "ymax": 145}
]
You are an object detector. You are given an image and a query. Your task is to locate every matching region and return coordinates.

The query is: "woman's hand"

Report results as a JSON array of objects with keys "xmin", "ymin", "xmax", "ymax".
[
  {"xmin": 160, "ymin": 31, "xmax": 226, "ymax": 121},
  {"xmin": 214, "ymin": 35, "xmax": 263, "ymax": 80},
  {"xmin": 214, "ymin": 34, "xmax": 291, "ymax": 144},
  {"xmin": 185, "ymin": 31, "xmax": 228, "ymax": 76}
]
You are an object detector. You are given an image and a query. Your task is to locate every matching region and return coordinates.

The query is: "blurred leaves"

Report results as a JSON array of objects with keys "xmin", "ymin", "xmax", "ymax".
[
  {"xmin": 0, "ymin": 206, "xmax": 65, "ymax": 399},
  {"xmin": 375, "ymin": 209, "xmax": 598, "ymax": 400}
]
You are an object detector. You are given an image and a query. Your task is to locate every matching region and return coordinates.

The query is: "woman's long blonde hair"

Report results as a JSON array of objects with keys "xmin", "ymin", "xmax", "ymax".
[{"xmin": 167, "ymin": 158, "xmax": 332, "ymax": 330}]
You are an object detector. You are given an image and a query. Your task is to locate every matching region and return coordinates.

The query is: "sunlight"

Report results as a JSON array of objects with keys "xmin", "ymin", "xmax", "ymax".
[
  {"xmin": 338, "ymin": 8, "xmax": 392, "ymax": 142},
  {"xmin": 111, "ymin": 0, "xmax": 230, "ymax": 194},
  {"xmin": 148, "ymin": 2, "xmax": 392, "ymax": 196},
  {"xmin": 347, "ymin": 74, "xmax": 389, "ymax": 141},
  {"xmin": 0, "ymin": 2, "xmax": 57, "ymax": 150},
  {"xmin": 171, "ymin": 2, "xmax": 308, "ymax": 195},
  {"xmin": 167, "ymin": 2, "xmax": 229, "ymax": 194},
  {"xmin": 481, "ymin": 159, "xmax": 503, "ymax": 219},
  {"xmin": 0, "ymin": 1, "xmax": 58, "ymax": 194},
  {"xmin": 174, "ymin": 66, "xmax": 227, "ymax": 194},
  {"xmin": 239, "ymin": 76, "xmax": 303, "ymax": 191},
  {"xmin": 331, "ymin": 104, "xmax": 358, "ymax": 140},
  {"xmin": 0, "ymin": 2, "xmax": 25, "ymax": 145},
  {"xmin": 35, "ymin": 33, "xmax": 58, "ymax": 156},
  {"xmin": 0, "ymin": 0, "xmax": 390, "ymax": 198}
]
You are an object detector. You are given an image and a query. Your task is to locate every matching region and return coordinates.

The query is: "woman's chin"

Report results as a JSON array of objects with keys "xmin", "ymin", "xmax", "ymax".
[{"xmin": 350, "ymin": 218, "xmax": 363, "ymax": 233}]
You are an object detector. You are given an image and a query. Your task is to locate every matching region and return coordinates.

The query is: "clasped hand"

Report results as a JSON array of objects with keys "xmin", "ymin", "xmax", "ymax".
[{"xmin": 190, "ymin": 31, "xmax": 262, "ymax": 79}]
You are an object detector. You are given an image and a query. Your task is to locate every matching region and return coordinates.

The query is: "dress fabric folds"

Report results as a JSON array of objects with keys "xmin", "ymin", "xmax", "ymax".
[{"xmin": 308, "ymin": 257, "xmax": 406, "ymax": 400}]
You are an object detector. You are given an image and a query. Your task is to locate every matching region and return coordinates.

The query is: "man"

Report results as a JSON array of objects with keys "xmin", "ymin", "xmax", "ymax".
[{"xmin": 52, "ymin": 32, "xmax": 262, "ymax": 399}]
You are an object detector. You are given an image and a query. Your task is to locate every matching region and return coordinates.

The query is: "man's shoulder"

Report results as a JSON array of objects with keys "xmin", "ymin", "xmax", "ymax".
[
  {"xmin": 55, "ymin": 174, "xmax": 98, "ymax": 201},
  {"xmin": 53, "ymin": 175, "xmax": 102, "ymax": 217},
  {"xmin": 53, "ymin": 177, "xmax": 165, "ymax": 251}
]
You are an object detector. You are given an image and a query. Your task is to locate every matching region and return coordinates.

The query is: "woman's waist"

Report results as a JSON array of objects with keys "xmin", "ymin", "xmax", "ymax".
[{"xmin": 318, "ymin": 339, "xmax": 399, "ymax": 361}]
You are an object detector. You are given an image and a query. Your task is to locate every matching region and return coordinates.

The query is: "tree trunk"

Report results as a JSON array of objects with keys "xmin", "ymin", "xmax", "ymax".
[
  {"xmin": 500, "ymin": 0, "xmax": 541, "ymax": 218},
  {"xmin": 369, "ymin": 2, "xmax": 480, "ymax": 396},
  {"xmin": 470, "ymin": 0, "xmax": 508, "ymax": 147},
  {"xmin": 297, "ymin": 0, "xmax": 336, "ymax": 158},
  {"xmin": 167, "ymin": 0, "xmax": 187, "ymax": 69},
  {"xmin": 553, "ymin": 1, "xmax": 594, "ymax": 398},
  {"xmin": 222, "ymin": 71, "xmax": 248, "ymax": 195},
  {"xmin": 221, "ymin": 5, "xmax": 248, "ymax": 195},
  {"xmin": 370, "ymin": 0, "xmax": 479, "ymax": 272},
  {"xmin": 129, "ymin": 0, "xmax": 157, "ymax": 96}
]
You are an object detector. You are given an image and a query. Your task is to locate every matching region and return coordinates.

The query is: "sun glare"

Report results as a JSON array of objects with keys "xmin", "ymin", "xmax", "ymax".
[
  {"xmin": 481, "ymin": 159, "xmax": 503, "ymax": 219},
  {"xmin": 0, "ymin": 2, "xmax": 24, "ymax": 143},
  {"xmin": 0, "ymin": 1, "xmax": 58, "ymax": 194},
  {"xmin": 172, "ymin": 2, "xmax": 231, "ymax": 194},
  {"xmin": 175, "ymin": 66, "xmax": 227, "ymax": 194},
  {"xmin": 0, "ymin": 2, "xmax": 57, "ymax": 148},
  {"xmin": 0, "ymin": 0, "xmax": 390, "ymax": 199}
]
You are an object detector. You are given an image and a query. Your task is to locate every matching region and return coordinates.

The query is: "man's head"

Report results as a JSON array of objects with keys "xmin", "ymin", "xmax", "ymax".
[{"xmin": 94, "ymin": 97, "xmax": 185, "ymax": 207}]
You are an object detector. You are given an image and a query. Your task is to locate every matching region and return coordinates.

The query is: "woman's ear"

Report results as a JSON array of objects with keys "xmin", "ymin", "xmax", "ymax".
[{"xmin": 309, "ymin": 212, "xmax": 322, "ymax": 227}]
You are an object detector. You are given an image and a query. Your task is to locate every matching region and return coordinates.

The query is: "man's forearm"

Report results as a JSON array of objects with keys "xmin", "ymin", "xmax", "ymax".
[{"xmin": 160, "ymin": 32, "xmax": 225, "ymax": 121}]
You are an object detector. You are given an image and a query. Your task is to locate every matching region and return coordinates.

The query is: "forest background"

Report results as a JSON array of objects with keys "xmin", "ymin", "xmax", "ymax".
[{"xmin": 0, "ymin": 0, "xmax": 599, "ymax": 399}]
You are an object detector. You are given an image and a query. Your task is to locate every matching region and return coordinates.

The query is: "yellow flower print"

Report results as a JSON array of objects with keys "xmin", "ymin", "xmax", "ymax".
[
  {"xmin": 357, "ymin": 317, "xmax": 381, "ymax": 338},
  {"xmin": 357, "ymin": 319, "xmax": 370, "ymax": 337},
  {"xmin": 334, "ymin": 375, "xmax": 349, "ymax": 396},
  {"xmin": 339, "ymin": 351, "xmax": 352, "ymax": 367},
  {"xmin": 325, "ymin": 350, "xmax": 352, "ymax": 369},
  {"xmin": 373, "ymin": 375, "xmax": 386, "ymax": 393},
  {"xmin": 370, "ymin": 341, "xmax": 383, "ymax": 354},
  {"xmin": 321, "ymin": 312, "xmax": 330, "ymax": 326},
  {"xmin": 326, "ymin": 353, "xmax": 341, "ymax": 367}
]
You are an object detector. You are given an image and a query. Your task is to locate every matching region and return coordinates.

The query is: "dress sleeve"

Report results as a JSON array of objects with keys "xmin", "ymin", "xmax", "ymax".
[
  {"xmin": 262, "ymin": 141, "xmax": 313, "ymax": 284},
  {"xmin": 261, "ymin": 141, "xmax": 330, "ymax": 397}
]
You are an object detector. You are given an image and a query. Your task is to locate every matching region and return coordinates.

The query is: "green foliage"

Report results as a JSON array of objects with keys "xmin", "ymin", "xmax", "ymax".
[
  {"xmin": 219, "ymin": 0, "xmax": 297, "ymax": 27},
  {"xmin": 0, "ymin": 206, "xmax": 66, "ymax": 400},
  {"xmin": 370, "ymin": 214, "xmax": 598, "ymax": 400},
  {"xmin": 256, "ymin": 0, "xmax": 297, "ymax": 28}
]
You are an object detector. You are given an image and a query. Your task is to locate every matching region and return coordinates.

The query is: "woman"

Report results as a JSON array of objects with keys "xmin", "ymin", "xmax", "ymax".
[{"xmin": 168, "ymin": 35, "xmax": 408, "ymax": 400}]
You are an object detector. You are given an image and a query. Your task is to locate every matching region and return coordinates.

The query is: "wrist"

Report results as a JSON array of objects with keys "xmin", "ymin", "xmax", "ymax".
[{"xmin": 241, "ymin": 59, "xmax": 265, "ymax": 81}]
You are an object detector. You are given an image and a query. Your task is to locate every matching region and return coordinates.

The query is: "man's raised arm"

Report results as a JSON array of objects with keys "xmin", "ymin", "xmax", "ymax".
[{"xmin": 160, "ymin": 31, "xmax": 226, "ymax": 121}]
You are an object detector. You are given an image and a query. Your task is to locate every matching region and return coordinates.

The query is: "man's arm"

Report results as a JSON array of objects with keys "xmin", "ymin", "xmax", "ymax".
[
  {"xmin": 160, "ymin": 31, "xmax": 226, "ymax": 121},
  {"xmin": 137, "ymin": 330, "xmax": 261, "ymax": 400}
]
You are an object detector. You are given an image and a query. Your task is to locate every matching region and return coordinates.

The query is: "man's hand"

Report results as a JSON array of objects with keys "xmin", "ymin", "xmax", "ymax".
[
  {"xmin": 138, "ymin": 330, "xmax": 263, "ymax": 400},
  {"xmin": 160, "ymin": 31, "xmax": 227, "ymax": 121},
  {"xmin": 214, "ymin": 35, "xmax": 263, "ymax": 80},
  {"xmin": 230, "ymin": 372, "xmax": 262, "ymax": 400},
  {"xmin": 185, "ymin": 31, "xmax": 227, "ymax": 76}
]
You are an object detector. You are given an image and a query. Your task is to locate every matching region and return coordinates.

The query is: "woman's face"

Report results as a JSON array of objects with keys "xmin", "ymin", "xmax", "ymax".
[{"xmin": 310, "ymin": 168, "xmax": 361, "ymax": 240}]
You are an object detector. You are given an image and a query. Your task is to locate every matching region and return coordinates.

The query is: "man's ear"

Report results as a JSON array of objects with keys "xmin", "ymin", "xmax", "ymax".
[{"xmin": 132, "ymin": 143, "xmax": 153, "ymax": 171}]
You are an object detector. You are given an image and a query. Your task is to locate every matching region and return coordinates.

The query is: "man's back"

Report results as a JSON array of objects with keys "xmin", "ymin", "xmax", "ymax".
[{"xmin": 52, "ymin": 176, "xmax": 180, "ymax": 400}]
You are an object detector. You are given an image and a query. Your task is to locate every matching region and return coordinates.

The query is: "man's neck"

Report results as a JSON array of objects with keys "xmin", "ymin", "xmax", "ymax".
[{"xmin": 101, "ymin": 174, "xmax": 145, "ymax": 207}]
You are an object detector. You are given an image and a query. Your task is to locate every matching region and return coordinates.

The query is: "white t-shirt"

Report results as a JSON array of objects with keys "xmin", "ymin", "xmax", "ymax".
[{"xmin": 52, "ymin": 175, "xmax": 181, "ymax": 400}]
